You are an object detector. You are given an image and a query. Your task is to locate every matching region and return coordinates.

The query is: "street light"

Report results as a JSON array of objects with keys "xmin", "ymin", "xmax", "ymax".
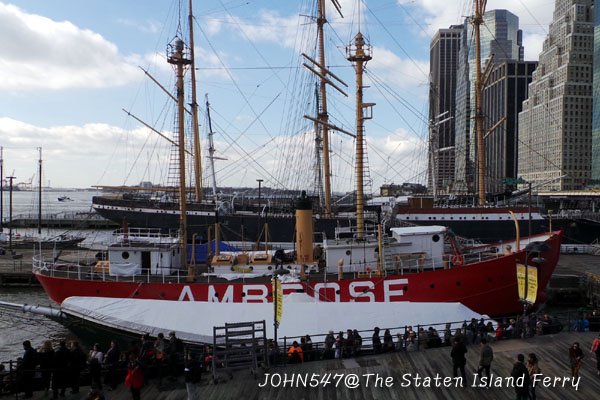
[
  {"xmin": 7, "ymin": 176, "xmax": 15, "ymax": 252},
  {"xmin": 256, "ymin": 179, "xmax": 264, "ymax": 211}
]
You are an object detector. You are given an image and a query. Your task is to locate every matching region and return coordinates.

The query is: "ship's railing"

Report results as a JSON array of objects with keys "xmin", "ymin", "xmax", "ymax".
[{"xmin": 32, "ymin": 253, "xmax": 189, "ymax": 284}]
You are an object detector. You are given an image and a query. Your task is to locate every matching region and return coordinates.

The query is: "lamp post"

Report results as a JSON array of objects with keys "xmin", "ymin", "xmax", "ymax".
[
  {"xmin": 7, "ymin": 176, "xmax": 15, "ymax": 252},
  {"xmin": 257, "ymin": 179, "xmax": 264, "ymax": 211}
]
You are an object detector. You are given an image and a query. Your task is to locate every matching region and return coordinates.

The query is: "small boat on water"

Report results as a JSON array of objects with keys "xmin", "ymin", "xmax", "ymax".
[
  {"xmin": 57, "ymin": 196, "xmax": 73, "ymax": 202},
  {"xmin": 1, "ymin": 232, "xmax": 84, "ymax": 250}
]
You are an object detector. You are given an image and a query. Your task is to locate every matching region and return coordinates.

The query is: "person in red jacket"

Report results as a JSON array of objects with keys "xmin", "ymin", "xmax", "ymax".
[
  {"xmin": 125, "ymin": 356, "xmax": 144, "ymax": 400},
  {"xmin": 591, "ymin": 333, "xmax": 600, "ymax": 376}
]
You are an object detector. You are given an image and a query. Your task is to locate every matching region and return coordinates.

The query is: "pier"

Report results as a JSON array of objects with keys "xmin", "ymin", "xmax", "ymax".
[
  {"xmin": 6, "ymin": 211, "xmax": 118, "ymax": 229},
  {"xmin": 7, "ymin": 331, "xmax": 600, "ymax": 400}
]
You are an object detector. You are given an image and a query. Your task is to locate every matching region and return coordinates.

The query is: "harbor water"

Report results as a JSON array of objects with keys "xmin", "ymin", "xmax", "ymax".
[
  {"xmin": 0, "ymin": 287, "xmax": 75, "ymax": 362},
  {"xmin": 0, "ymin": 189, "xmax": 104, "ymax": 362}
]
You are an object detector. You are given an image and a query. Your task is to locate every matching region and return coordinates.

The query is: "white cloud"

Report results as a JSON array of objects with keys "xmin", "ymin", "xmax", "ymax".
[
  {"xmin": 0, "ymin": 117, "xmax": 158, "ymax": 187},
  {"xmin": 225, "ymin": 11, "xmax": 302, "ymax": 49},
  {"xmin": 368, "ymin": 46, "xmax": 429, "ymax": 91},
  {"xmin": 404, "ymin": 0, "xmax": 554, "ymax": 60},
  {"xmin": 116, "ymin": 18, "xmax": 162, "ymax": 34},
  {"xmin": 0, "ymin": 2, "xmax": 140, "ymax": 90}
]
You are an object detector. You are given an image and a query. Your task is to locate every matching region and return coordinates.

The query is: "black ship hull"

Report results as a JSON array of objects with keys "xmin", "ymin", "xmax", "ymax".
[{"xmin": 92, "ymin": 196, "xmax": 360, "ymax": 241}]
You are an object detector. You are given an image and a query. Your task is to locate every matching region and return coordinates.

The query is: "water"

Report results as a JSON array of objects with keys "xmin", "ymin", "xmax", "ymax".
[
  {"xmin": 0, "ymin": 287, "xmax": 77, "ymax": 362},
  {"xmin": 0, "ymin": 190, "xmax": 102, "ymax": 362},
  {"xmin": 0, "ymin": 189, "xmax": 100, "ymax": 220}
]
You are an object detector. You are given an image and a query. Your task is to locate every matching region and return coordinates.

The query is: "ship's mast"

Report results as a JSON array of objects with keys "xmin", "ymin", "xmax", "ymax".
[
  {"xmin": 37, "ymin": 147, "xmax": 42, "ymax": 235},
  {"xmin": 303, "ymin": 0, "xmax": 347, "ymax": 216},
  {"xmin": 205, "ymin": 94, "xmax": 226, "ymax": 201},
  {"xmin": 473, "ymin": 0, "xmax": 486, "ymax": 206},
  {"xmin": 167, "ymin": 37, "xmax": 192, "ymax": 280},
  {"xmin": 188, "ymin": 0, "xmax": 203, "ymax": 202},
  {"xmin": 347, "ymin": 31, "xmax": 373, "ymax": 240},
  {"xmin": 317, "ymin": 0, "xmax": 332, "ymax": 216}
]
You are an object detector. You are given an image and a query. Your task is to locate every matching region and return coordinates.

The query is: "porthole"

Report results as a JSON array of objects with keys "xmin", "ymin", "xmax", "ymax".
[
  {"xmin": 346, "ymin": 250, "xmax": 351, "ymax": 256},
  {"xmin": 122, "ymin": 251, "xmax": 130, "ymax": 260},
  {"xmin": 430, "ymin": 283, "xmax": 435, "ymax": 289},
  {"xmin": 432, "ymin": 234, "xmax": 440, "ymax": 242}
]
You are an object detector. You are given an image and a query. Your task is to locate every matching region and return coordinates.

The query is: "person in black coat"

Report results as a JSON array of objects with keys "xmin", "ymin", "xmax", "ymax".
[
  {"xmin": 69, "ymin": 341, "xmax": 87, "ymax": 394},
  {"xmin": 19, "ymin": 340, "xmax": 38, "ymax": 398},
  {"xmin": 450, "ymin": 337, "xmax": 468, "ymax": 386},
  {"xmin": 511, "ymin": 353, "xmax": 531, "ymax": 400},
  {"xmin": 103, "ymin": 340, "xmax": 121, "ymax": 390},
  {"xmin": 52, "ymin": 341, "xmax": 70, "ymax": 399},
  {"xmin": 38, "ymin": 340, "xmax": 55, "ymax": 394},
  {"xmin": 372, "ymin": 327, "xmax": 382, "ymax": 354}
]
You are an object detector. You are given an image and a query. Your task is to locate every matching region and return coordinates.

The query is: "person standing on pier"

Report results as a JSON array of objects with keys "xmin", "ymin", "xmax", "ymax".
[
  {"xmin": 511, "ymin": 354, "xmax": 530, "ymax": 400},
  {"xmin": 88, "ymin": 343, "xmax": 104, "ymax": 391},
  {"xmin": 125, "ymin": 355, "xmax": 143, "ymax": 400},
  {"xmin": 527, "ymin": 353, "xmax": 541, "ymax": 400},
  {"xmin": 19, "ymin": 340, "xmax": 37, "ymax": 398},
  {"xmin": 184, "ymin": 352, "xmax": 202, "ymax": 400},
  {"xmin": 38, "ymin": 340, "xmax": 55, "ymax": 395},
  {"xmin": 52, "ymin": 341, "xmax": 70, "ymax": 399},
  {"xmin": 450, "ymin": 337, "xmax": 468, "ymax": 386},
  {"xmin": 476, "ymin": 337, "xmax": 493, "ymax": 378},
  {"xmin": 372, "ymin": 327, "xmax": 382, "ymax": 354},
  {"xmin": 69, "ymin": 341, "xmax": 87, "ymax": 394},
  {"xmin": 104, "ymin": 340, "xmax": 121, "ymax": 390},
  {"xmin": 591, "ymin": 333, "xmax": 600, "ymax": 376},
  {"xmin": 569, "ymin": 342, "xmax": 584, "ymax": 379}
]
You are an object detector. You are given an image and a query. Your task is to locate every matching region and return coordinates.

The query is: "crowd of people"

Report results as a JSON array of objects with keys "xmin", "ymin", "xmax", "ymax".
[
  {"xmin": 0, "ymin": 331, "xmax": 204, "ymax": 400},
  {"xmin": 2, "ymin": 311, "xmax": 599, "ymax": 399}
]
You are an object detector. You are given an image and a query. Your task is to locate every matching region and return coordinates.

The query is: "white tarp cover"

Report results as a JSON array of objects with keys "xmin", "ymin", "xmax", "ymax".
[
  {"xmin": 108, "ymin": 263, "xmax": 141, "ymax": 277},
  {"xmin": 61, "ymin": 295, "xmax": 494, "ymax": 344}
]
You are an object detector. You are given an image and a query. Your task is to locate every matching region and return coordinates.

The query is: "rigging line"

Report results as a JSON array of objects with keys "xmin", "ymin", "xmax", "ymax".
[
  {"xmin": 195, "ymin": 24, "xmax": 276, "ymax": 141},
  {"xmin": 216, "ymin": 0, "xmax": 297, "ymax": 104},
  {"xmin": 517, "ymin": 0, "xmax": 549, "ymax": 35},
  {"xmin": 196, "ymin": 65, "xmax": 352, "ymax": 70},
  {"xmin": 365, "ymin": 71, "xmax": 429, "ymax": 146},
  {"xmin": 363, "ymin": 1, "xmax": 428, "ymax": 80},
  {"xmin": 204, "ymin": 107, "xmax": 289, "ymax": 187}
]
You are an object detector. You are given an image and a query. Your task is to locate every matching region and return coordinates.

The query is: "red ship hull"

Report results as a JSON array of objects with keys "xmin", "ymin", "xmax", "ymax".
[{"xmin": 34, "ymin": 231, "xmax": 562, "ymax": 317}]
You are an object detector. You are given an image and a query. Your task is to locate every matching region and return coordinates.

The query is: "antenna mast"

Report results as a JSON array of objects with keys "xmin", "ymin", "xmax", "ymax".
[
  {"xmin": 188, "ymin": 0, "xmax": 203, "ymax": 202},
  {"xmin": 167, "ymin": 35, "xmax": 192, "ymax": 281},
  {"xmin": 473, "ymin": 0, "xmax": 487, "ymax": 206},
  {"xmin": 347, "ymin": 28, "xmax": 373, "ymax": 240}
]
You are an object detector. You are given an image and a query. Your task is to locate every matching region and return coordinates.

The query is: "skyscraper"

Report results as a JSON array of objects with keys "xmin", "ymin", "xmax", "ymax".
[
  {"xmin": 428, "ymin": 25, "xmax": 463, "ymax": 194},
  {"xmin": 592, "ymin": 1, "xmax": 600, "ymax": 185},
  {"xmin": 453, "ymin": 9, "xmax": 524, "ymax": 194},
  {"xmin": 482, "ymin": 61, "xmax": 537, "ymax": 194},
  {"xmin": 518, "ymin": 0, "xmax": 593, "ymax": 191}
]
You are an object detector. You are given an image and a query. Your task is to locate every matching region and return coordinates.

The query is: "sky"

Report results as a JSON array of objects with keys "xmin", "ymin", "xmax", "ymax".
[{"xmin": 0, "ymin": 0, "xmax": 555, "ymax": 191}]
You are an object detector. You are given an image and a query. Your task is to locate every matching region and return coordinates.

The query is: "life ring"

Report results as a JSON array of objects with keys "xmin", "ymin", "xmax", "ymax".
[{"xmin": 451, "ymin": 254, "xmax": 465, "ymax": 266}]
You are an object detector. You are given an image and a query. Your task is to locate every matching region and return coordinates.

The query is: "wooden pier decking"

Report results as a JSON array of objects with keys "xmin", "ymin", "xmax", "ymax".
[{"xmin": 16, "ymin": 331, "xmax": 600, "ymax": 400}]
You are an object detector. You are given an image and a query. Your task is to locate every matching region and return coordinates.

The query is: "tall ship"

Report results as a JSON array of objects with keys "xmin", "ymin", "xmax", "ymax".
[
  {"xmin": 90, "ymin": 0, "xmax": 377, "ymax": 244},
  {"xmin": 34, "ymin": 0, "xmax": 563, "ymax": 319}
]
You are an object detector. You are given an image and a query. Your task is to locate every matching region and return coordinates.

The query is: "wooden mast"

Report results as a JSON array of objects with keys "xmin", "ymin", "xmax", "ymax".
[
  {"xmin": 167, "ymin": 37, "xmax": 192, "ymax": 281},
  {"xmin": 473, "ymin": 0, "xmax": 486, "ymax": 206},
  {"xmin": 317, "ymin": 0, "xmax": 332, "ymax": 217},
  {"xmin": 303, "ymin": 0, "xmax": 347, "ymax": 215},
  {"xmin": 347, "ymin": 31, "xmax": 372, "ymax": 240},
  {"xmin": 188, "ymin": 0, "xmax": 203, "ymax": 202},
  {"xmin": 37, "ymin": 147, "xmax": 42, "ymax": 235}
]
